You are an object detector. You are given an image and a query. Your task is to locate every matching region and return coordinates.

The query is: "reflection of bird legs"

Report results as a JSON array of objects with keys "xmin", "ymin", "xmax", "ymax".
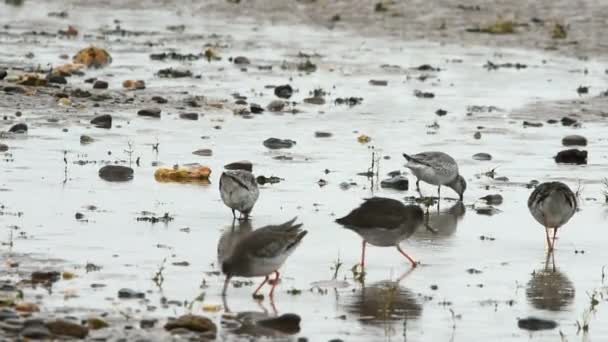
[
  {"xmin": 255, "ymin": 296, "xmax": 279, "ymax": 316},
  {"xmin": 395, "ymin": 267, "xmax": 417, "ymax": 283},
  {"xmin": 222, "ymin": 293, "xmax": 232, "ymax": 313},
  {"xmin": 544, "ymin": 250, "xmax": 556, "ymax": 272},
  {"xmin": 424, "ymin": 212, "xmax": 438, "ymax": 234}
]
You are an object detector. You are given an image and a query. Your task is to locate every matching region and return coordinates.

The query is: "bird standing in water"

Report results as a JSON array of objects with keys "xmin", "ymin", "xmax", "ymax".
[
  {"xmin": 219, "ymin": 170, "xmax": 259, "ymax": 220},
  {"xmin": 528, "ymin": 181, "xmax": 577, "ymax": 252},
  {"xmin": 403, "ymin": 151, "xmax": 466, "ymax": 201}
]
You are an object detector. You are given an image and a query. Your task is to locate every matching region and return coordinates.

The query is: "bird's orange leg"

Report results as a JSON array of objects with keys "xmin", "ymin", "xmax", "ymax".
[
  {"xmin": 252, "ymin": 276, "xmax": 269, "ymax": 297},
  {"xmin": 397, "ymin": 246, "xmax": 418, "ymax": 267},
  {"xmin": 268, "ymin": 271, "xmax": 280, "ymax": 298},
  {"xmin": 360, "ymin": 240, "xmax": 367, "ymax": 269}
]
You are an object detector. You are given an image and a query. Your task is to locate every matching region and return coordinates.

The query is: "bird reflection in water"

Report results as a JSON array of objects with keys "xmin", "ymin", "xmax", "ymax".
[
  {"xmin": 413, "ymin": 201, "xmax": 466, "ymax": 240},
  {"xmin": 526, "ymin": 252, "xmax": 575, "ymax": 311},
  {"xmin": 217, "ymin": 219, "xmax": 253, "ymax": 266},
  {"xmin": 342, "ymin": 270, "xmax": 422, "ymax": 338}
]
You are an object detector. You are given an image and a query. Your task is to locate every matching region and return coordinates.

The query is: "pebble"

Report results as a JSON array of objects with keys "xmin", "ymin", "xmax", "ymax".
[
  {"xmin": 21, "ymin": 322, "xmax": 51, "ymax": 339},
  {"xmin": 561, "ymin": 117, "xmax": 577, "ymax": 126},
  {"xmin": 517, "ymin": 317, "xmax": 557, "ymax": 331},
  {"xmin": 0, "ymin": 144, "xmax": 8, "ymax": 152},
  {"xmin": 554, "ymin": 149, "xmax": 587, "ymax": 165},
  {"xmin": 314, "ymin": 131, "xmax": 332, "ymax": 138},
  {"xmin": 90, "ymin": 114, "xmax": 112, "ymax": 129},
  {"xmin": 47, "ymin": 75, "xmax": 67, "ymax": 84},
  {"xmin": 263, "ymin": 138, "xmax": 296, "ymax": 149},
  {"xmin": 31, "ymin": 271, "xmax": 60, "ymax": 284},
  {"xmin": 435, "ymin": 109, "xmax": 447, "ymax": 116},
  {"xmin": 475, "ymin": 206, "xmax": 501, "ymax": 216},
  {"xmin": 192, "ymin": 149, "xmax": 213, "ymax": 156},
  {"xmin": 369, "ymin": 79, "xmax": 388, "ymax": 86},
  {"xmin": 140, "ymin": 319, "xmax": 157, "ymax": 329},
  {"xmin": 472, "ymin": 153, "xmax": 492, "ymax": 161},
  {"xmin": 80, "ymin": 135, "xmax": 94, "ymax": 144},
  {"xmin": 0, "ymin": 69, "xmax": 6, "ymax": 80},
  {"xmin": 0, "ymin": 309, "xmax": 18, "ymax": 321},
  {"xmin": 479, "ymin": 194, "xmax": 503, "ymax": 205},
  {"xmin": 8, "ymin": 123, "xmax": 28, "ymax": 133},
  {"xmin": 380, "ymin": 175, "xmax": 409, "ymax": 191},
  {"xmin": 233, "ymin": 56, "xmax": 250, "ymax": 65},
  {"xmin": 138, "ymin": 108, "xmax": 162, "ymax": 118},
  {"xmin": 118, "ymin": 288, "xmax": 145, "ymax": 299},
  {"xmin": 267, "ymin": 100, "xmax": 286, "ymax": 112},
  {"xmin": 152, "ymin": 96, "xmax": 168, "ymax": 104},
  {"xmin": 274, "ymin": 84, "xmax": 293, "ymax": 99},
  {"xmin": 87, "ymin": 317, "xmax": 109, "ymax": 330},
  {"xmin": 164, "ymin": 314, "xmax": 217, "ymax": 333},
  {"xmin": 303, "ymin": 96, "xmax": 325, "ymax": 105},
  {"xmin": 98, "ymin": 165, "xmax": 134, "ymax": 182},
  {"xmin": 562, "ymin": 134, "xmax": 587, "ymax": 146},
  {"xmin": 179, "ymin": 112, "xmax": 199, "ymax": 120},
  {"xmin": 474, "ymin": 131, "xmax": 482, "ymax": 139},
  {"xmin": 250, "ymin": 103, "xmax": 264, "ymax": 113},
  {"xmin": 157, "ymin": 68, "xmax": 192, "ymax": 78},
  {"xmin": 46, "ymin": 319, "xmax": 89, "ymax": 339},
  {"xmin": 93, "ymin": 80, "xmax": 109, "ymax": 89},
  {"xmin": 257, "ymin": 313, "xmax": 301, "ymax": 334},
  {"xmin": 523, "ymin": 121, "xmax": 543, "ymax": 128},
  {"xmin": 224, "ymin": 160, "xmax": 253, "ymax": 172}
]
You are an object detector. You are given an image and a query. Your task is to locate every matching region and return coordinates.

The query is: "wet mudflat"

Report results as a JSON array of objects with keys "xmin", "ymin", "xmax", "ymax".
[{"xmin": 1, "ymin": 0, "xmax": 608, "ymax": 341}]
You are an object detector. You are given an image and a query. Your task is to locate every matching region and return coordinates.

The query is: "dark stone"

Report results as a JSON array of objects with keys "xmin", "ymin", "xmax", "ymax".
[
  {"xmin": 274, "ymin": 85, "xmax": 293, "ymax": 99},
  {"xmin": 472, "ymin": 153, "xmax": 492, "ymax": 161},
  {"xmin": 303, "ymin": 97, "xmax": 325, "ymax": 105},
  {"xmin": 267, "ymin": 100, "xmax": 285, "ymax": 112},
  {"xmin": 192, "ymin": 149, "xmax": 212, "ymax": 156},
  {"xmin": 0, "ymin": 144, "xmax": 8, "ymax": 152},
  {"xmin": 90, "ymin": 114, "xmax": 112, "ymax": 129},
  {"xmin": 257, "ymin": 313, "xmax": 301, "ymax": 334},
  {"xmin": 0, "ymin": 309, "xmax": 18, "ymax": 321},
  {"xmin": 157, "ymin": 68, "xmax": 192, "ymax": 78},
  {"xmin": 250, "ymin": 103, "xmax": 264, "ymax": 114},
  {"xmin": 80, "ymin": 135, "xmax": 94, "ymax": 144},
  {"xmin": 138, "ymin": 108, "xmax": 161, "ymax": 118},
  {"xmin": 479, "ymin": 194, "xmax": 503, "ymax": 205},
  {"xmin": 369, "ymin": 79, "xmax": 388, "ymax": 86},
  {"xmin": 98, "ymin": 165, "xmax": 134, "ymax": 182},
  {"xmin": 224, "ymin": 160, "xmax": 252, "ymax": 172},
  {"xmin": 314, "ymin": 131, "xmax": 332, "ymax": 138},
  {"xmin": 256, "ymin": 175, "xmax": 282, "ymax": 185},
  {"xmin": 31, "ymin": 271, "xmax": 60, "ymax": 284},
  {"xmin": 435, "ymin": 109, "xmax": 447, "ymax": 116},
  {"xmin": 235, "ymin": 99, "xmax": 247, "ymax": 105},
  {"xmin": 517, "ymin": 317, "xmax": 557, "ymax": 331},
  {"xmin": 561, "ymin": 117, "xmax": 577, "ymax": 126},
  {"xmin": 118, "ymin": 288, "xmax": 145, "ymax": 299},
  {"xmin": 554, "ymin": 149, "xmax": 587, "ymax": 165},
  {"xmin": 8, "ymin": 123, "xmax": 28, "ymax": 133},
  {"xmin": 21, "ymin": 323, "xmax": 51, "ymax": 339},
  {"xmin": 0, "ymin": 69, "xmax": 6, "ymax": 80},
  {"xmin": 263, "ymin": 138, "xmax": 296, "ymax": 149},
  {"xmin": 233, "ymin": 56, "xmax": 250, "ymax": 65},
  {"xmin": 46, "ymin": 319, "xmax": 89, "ymax": 339},
  {"xmin": 380, "ymin": 175, "xmax": 409, "ymax": 191},
  {"xmin": 523, "ymin": 121, "xmax": 543, "ymax": 127},
  {"xmin": 547, "ymin": 119, "xmax": 558, "ymax": 124},
  {"xmin": 75, "ymin": 212, "xmax": 84, "ymax": 220},
  {"xmin": 71, "ymin": 89, "xmax": 92, "ymax": 98},
  {"xmin": 152, "ymin": 96, "xmax": 168, "ymax": 104},
  {"xmin": 164, "ymin": 314, "xmax": 217, "ymax": 333},
  {"xmin": 562, "ymin": 135, "xmax": 587, "ymax": 146},
  {"xmin": 474, "ymin": 131, "xmax": 482, "ymax": 139},
  {"xmin": 3, "ymin": 86, "xmax": 26, "ymax": 94},
  {"xmin": 93, "ymin": 80, "xmax": 109, "ymax": 89},
  {"xmin": 179, "ymin": 112, "xmax": 199, "ymax": 120},
  {"xmin": 47, "ymin": 75, "xmax": 67, "ymax": 84},
  {"xmin": 140, "ymin": 319, "xmax": 157, "ymax": 329}
]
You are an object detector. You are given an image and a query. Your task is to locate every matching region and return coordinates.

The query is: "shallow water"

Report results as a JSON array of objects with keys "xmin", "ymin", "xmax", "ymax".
[{"xmin": 1, "ymin": 1, "xmax": 608, "ymax": 341}]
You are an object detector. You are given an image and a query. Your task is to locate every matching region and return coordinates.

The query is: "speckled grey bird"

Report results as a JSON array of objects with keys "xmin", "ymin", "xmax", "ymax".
[
  {"xmin": 220, "ymin": 170, "xmax": 260, "ymax": 220},
  {"xmin": 335, "ymin": 197, "xmax": 424, "ymax": 268},
  {"xmin": 221, "ymin": 218, "xmax": 307, "ymax": 298},
  {"xmin": 403, "ymin": 152, "xmax": 466, "ymax": 200},
  {"xmin": 528, "ymin": 181, "xmax": 577, "ymax": 251}
]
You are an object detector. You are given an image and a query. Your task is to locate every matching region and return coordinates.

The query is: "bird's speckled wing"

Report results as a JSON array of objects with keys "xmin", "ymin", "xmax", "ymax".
[
  {"xmin": 412, "ymin": 152, "xmax": 458, "ymax": 176},
  {"xmin": 240, "ymin": 219, "xmax": 306, "ymax": 259}
]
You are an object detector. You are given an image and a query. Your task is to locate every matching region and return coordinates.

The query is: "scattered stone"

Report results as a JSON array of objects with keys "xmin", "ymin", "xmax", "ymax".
[
  {"xmin": 179, "ymin": 112, "xmax": 199, "ymax": 120},
  {"xmin": 87, "ymin": 318, "xmax": 109, "ymax": 330},
  {"xmin": 315, "ymin": 131, "xmax": 332, "ymax": 138},
  {"xmin": 233, "ymin": 56, "xmax": 250, "ymax": 65},
  {"xmin": 523, "ymin": 121, "xmax": 543, "ymax": 127},
  {"xmin": 334, "ymin": 97, "xmax": 363, "ymax": 106},
  {"xmin": 0, "ymin": 69, "xmax": 6, "ymax": 80},
  {"xmin": 136, "ymin": 213, "xmax": 173, "ymax": 223},
  {"xmin": 517, "ymin": 317, "xmax": 557, "ymax": 331},
  {"xmin": 475, "ymin": 206, "xmax": 501, "ymax": 216},
  {"xmin": 576, "ymin": 86, "xmax": 589, "ymax": 95},
  {"xmin": 263, "ymin": 138, "xmax": 296, "ymax": 149},
  {"xmin": 75, "ymin": 212, "xmax": 85, "ymax": 220},
  {"xmin": 140, "ymin": 319, "xmax": 157, "ymax": 329},
  {"xmin": 192, "ymin": 149, "xmax": 212, "ymax": 156},
  {"xmin": 138, "ymin": 108, "xmax": 161, "ymax": 118},
  {"xmin": 8, "ymin": 123, "xmax": 28, "ymax": 133},
  {"xmin": 274, "ymin": 85, "xmax": 293, "ymax": 99},
  {"xmin": 0, "ymin": 144, "xmax": 8, "ymax": 152},
  {"xmin": 257, "ymin": 313, "xmax": 301, "ymax": 334},
  {"xmin": 123, "ymin": 80, "xmax": 146, "ymax": 90},
  {"xmin": 47, "ymin": 75, "xmax": 67, "ymax": 84},
  {"xmin": 267, "ymin": 100, "xmax": 286, "ymax": 112},
  {"xmin": 554, "ymin": 149, "xmax": 587, "ymax": 165},
  {"xmin": 256, "ymin": 175, "xmax": 283, "ymax": 185},
  {"xmin": 90, "ymin": 114, "xmax": 112, "ymax": 129},
  {"xmin": 118, "ymin": 288, "xmax": 145, "ymax": 299},
  {"xmin": 484, "ymin": 61, "xmax": 527, "ymax": 70},
  {"xmin": 73, "ymin": 46, "xmax": 112, "ymax": 68},
  {"xmin": 93, "ymin": 80, "xmax": 108, "ymax": 89},
  {"xmin": 80, "ymin": 135, "xmax": 94, "ymax": 144},
  {"xmin": 150, "ymin": 52, "xmax": 202, "ymax": 61},
  {"xmin": 164, "ymin": 314, "xmax": 217, "ymax": 333},
  {"xmin": 473, "ymin": 153, "xmax": 492, "ymax": 161},
  {"xmin": 225, "ymin": 160, "xmax": 253, "ymax": 172},
  {"xmin": 31, "ymin": 271, "xmax": 60, "ymax": 284},
  {"xmin": 466, "ymin": 268, "xmax": 482, "ymax": 274},
  {"xmin": 21, "ymin": 322, "xmax": 52, "ymax": 339},
  {"xmin": 71, "ymin": 88, "xmax": 92, "ymax": 98},
  {"xmin": 157, "ymin": 68, "xmax": 192, "ymax": 78},
  {"xmin": 297, "ymin": 59, "xmax": 317, "ymax": 72},
  {"xmin": 479, "ymin": 194, "xmax": 503, "ymax": 205},
  {"xmin": 0, "ymin": 309, "xmax": 18, "ymax": 321},
  {"xmin": 250, "ymin": 103, "xmax": 264, "ymax": 114},
  {"xmin": 474, "ymin": 131, "xmax": 482, "ymax": 139},
  {"xmin": 303, "ymin": 96, "xmax": 325, "ymax": 105},
  {"xmin": 380, "ymin": 175, "xmax": 409, "ymax": 191},
  {"xmin": 562, "ymin": 135, "xmax": 587, "ymax": 146},
  {"xmin": 152, "ymin": 96, "xmax": 168, "ymax": 104},
  {"xmin": 98, "ymin": 165, "xmax": 134, "ymax": 182},
  {"xmin": 46, "ymin": 319, "xmax": 89, "ymax": 339},
  {"xmin": 561, "ymin": 117, "xmax": 577, "ymax": 126},
  {"xmin": 414, "ymin": 90, "xmax": 434, "ymax": 98},
  {"xmin": 435, "ymin": 109, "xmax": 447, "ymax": 116},
  {"xmin": 369, "ymin": 79, "xmax": 388, "ymax": 86}
]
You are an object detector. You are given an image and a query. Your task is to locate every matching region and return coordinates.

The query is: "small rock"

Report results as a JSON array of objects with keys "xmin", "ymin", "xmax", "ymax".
[
  {"xmin": 118, "ymin": 288, "xmax": 145, "ymax": 299},
  {"xmin": 257, "ymin": 313, "xmax": 301, "ymax": 334},
  {"xmin": 80, "ymin": 135, "xmax": 94, "ymax": 144},
  {"xmin": 256, "ymin": 175, "xmax": 283, "ymax": 185},
  {"xmin": 233, "ymin": 56, "xmax": 250, "ymax": 65},
  {"xmin": 380, "ymin": 175, "xmax": 409, "ymax": 191},
  {"xmin": 0, "ymin": 69, "xmax": 6, "ymax": 80},
  {"xmin": 0, "ymin": 144, "xmax": 8, "ymax": 152},
  {"xmin": 152, "ymin": 96, "xmax": 168, "ymax": 104},
  {"xmin": 179, "ymin": 112, "xmax": 199, "ymax": 120},
  {"xmin": 479, "ymin": 194, "xmax": 503, "ymax": 205},
  {"xmin": 314, "ymin": 131, "xmax": 332, "ymax": 138},
  {"xmin": 90, "ymin": 114, "xmax": 112, "ymax": 129},
  {"xmin": 75, "ymin": 212, "xmax": 85, "ymax": 220},
  {"xmin": 466, "ymin": 268, "xmax": 482, "ymax": 274},
  {"xmin": 562, "ymin": 135, "xmax": 587, "ymax": 146},
  {"xmin": 138, "ymin": 108, "xmax": 161, "ymax": 118},
  {"xmin": 31, "ymin": 271, "xmax": 60, "ymax": 284},
  {"xmin": 435, "ymin": 109, "xmax": 447, "ymax": 116},
  {"xmin": 517, "ymin": 317, "xmax": 557, "ymax": 331},
  {"xmin": 8, "ymin": 123, "xmax": 28, "ymax": 133},
  {"xmin": 474, "ymin": 131, "xmax": 482, "ymax": 139},
  {"xmin": 250, "ymin": 103, "xmax": 264, "ymax": 114},
  {"xmin": 473, "ymin": 153, "xmax": 492, "ymax": 161},
  {"xmin": 21, "ymin": 323, "xmax": 51, "ymax": 339},
  {"xmin": 263, "ymin": 138, "xmax": 296, "ymax": 149},
  {"xmin": 192, "ymin": 149, "xmax": 213, "ymax": 156},
  {"xmin": 267, "ymin": 100, "xmax": 286, "ymax": 112},
  {"xmin": 46, "ymin": 319, "xmax": 89, "ymax": 339},
  {"xmin": 98, "ymin": 165, "xmax": 134, "ymax": 182},
  {"xmin": 554, "ymin": 149, "xmax": 587, "ymax": 165},
  {"xmin": 47, "ymin": 75, "xmax": 67, "ymax": 84},
  {"xmin": 274, "ymin": 85, "xmax": 293, "ymax": 99},
  {"xmin": 475, "ymin": 206, "xmax": 501, "ymax": 216},
  {"xmin": 523, "ymin": 121, "xmax": 543, "ymax": 127},
  {"xmin": 561, "ymin": 117, "xmax": 577, "ymax": 126},
  {"xmin": 164, "ymin": 314, "xmax": 217, "ymax": 333},
  {"xmin": 157, "ymin": 68, "xmax": 192, "ymax": 78},
  {"xmin": 87, "ymin": 318, "xmax": 109, "ymax": 330},
  {"xmin": 93, "ymin": 80, "xmax": 108, "ymax": 89},
  {"xmin": 303, "ymin": 96, "xmax": 325, "ymax": 105},
  {"xmin": 140, "ymin": 319, "xmax": 157, "ymax": 329},
  {"xmin": 369, "ymin": 79, "xmax": 388, "ymax": 86},
  {"xmin": 224, "ymin": 160, "xmax": 253, "ymax": 172}
]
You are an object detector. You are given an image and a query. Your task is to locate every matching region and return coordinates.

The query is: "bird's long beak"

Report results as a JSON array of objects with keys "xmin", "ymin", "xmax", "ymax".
[{"xmin": 222, "ymin": 275, "xmax": 231, "ymax": 296}]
